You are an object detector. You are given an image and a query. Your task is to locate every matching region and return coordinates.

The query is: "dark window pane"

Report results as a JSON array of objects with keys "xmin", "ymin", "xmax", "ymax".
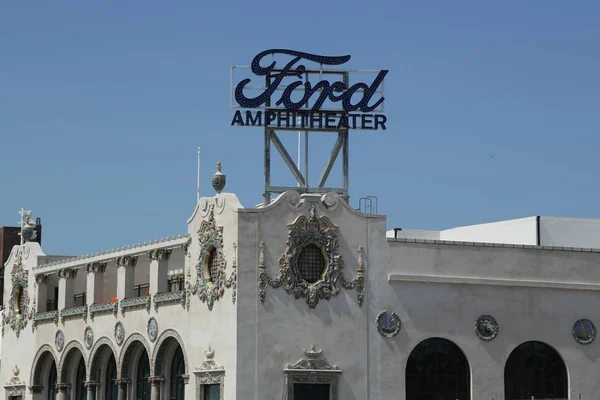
[
  {"xmin": 297, "ymin": 244, "xmax": 326, "ymax": 283},
  {"xmin": 203, "ymin": 384, "xmax": 220, "ymax": 400},
  {"xmin": 75, "ymin": 358, "xmax": 86, "ymax": 400},
  {"xmin": 293, "ymin": 383, "xmax": 329, "ymax": 400},
  {"xmin": 504, "ymin": 341, "xmax": 567, "ymax": 400},
  {"xmin": 105, "ymin": 356, "xmax": 117, "ymax": 400},
  {"xmin": 208, "ymin": 248, "xmax": 220, "ymax": 283},
  {"xmin": 170, "ymin": 347, "xmax": 185, "ymax": 400},
  {"xmin": 47, "ymin": 363, "xmax": 57, "ymax": 400},
  {"xmin": 406, "ymin": 338, "xmax": 470, "ymax": 400},
  {"xmin": 137, "ymin": 353, "xmax": 151, "ymax": 400}
]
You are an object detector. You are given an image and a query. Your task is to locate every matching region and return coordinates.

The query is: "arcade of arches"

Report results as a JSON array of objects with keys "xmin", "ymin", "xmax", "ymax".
[
  {"xmin": 30, "ymin": 337, "xmax": 188, "ymax": 400},
  {"xmin": 30, "ymin": 337, "xmax": 568, "ymax": 400}
]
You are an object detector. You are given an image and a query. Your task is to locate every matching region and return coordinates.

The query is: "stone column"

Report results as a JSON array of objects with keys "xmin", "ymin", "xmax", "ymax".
[
  {"xmin": 116, "ymin": 256, "xmax": 137, "ymax": 300},
  {"xmin": 149, "ymin": 250, "xmax": 171, "ymax": 295},
  {"xmin": 35, "ymin": 274, "xmax": 49, "ymax": 312},
  {"xmin": 85, "ymin": 263, "xmax": 107, "ymax": 305},
  {"xmin": 58, "ymin": 269, "xmax": 77, "ymax": 309},
  {"xmin": 148, "ymin": 377, "xmax": 163, "ymax": 400},
  {"xmin": 115, "ymin": 379, "xmax": 129, "ymax": 400},
  {"xmin": 85, "ymin": 381, "xmax": 98, "ymax": 400},
  {"xmin": 56, "ymin": 384, "xmax": 69, "ymax": 400}
]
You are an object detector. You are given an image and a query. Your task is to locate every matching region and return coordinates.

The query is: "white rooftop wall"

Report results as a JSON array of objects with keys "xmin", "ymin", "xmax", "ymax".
[{"xmin": 540, "ymin": 216, "xmax": 600, "ymax": 248}]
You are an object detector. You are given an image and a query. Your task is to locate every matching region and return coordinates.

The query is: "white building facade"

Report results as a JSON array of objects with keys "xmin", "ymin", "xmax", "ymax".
[{"xmin": 3, "ymin": 182, "xmax": 600, "ymax": 400}]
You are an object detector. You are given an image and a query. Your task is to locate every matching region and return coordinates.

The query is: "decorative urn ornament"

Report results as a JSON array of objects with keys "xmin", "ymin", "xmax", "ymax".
[{"xmin": 212, "ymin": 161, "xmax": 226, "ymax": 194}]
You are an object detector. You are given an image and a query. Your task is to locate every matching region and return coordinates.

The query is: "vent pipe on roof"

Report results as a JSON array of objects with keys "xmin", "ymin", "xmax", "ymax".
[{"xmin": 536, "ymin": 216, "xmax": 540, "ymax": 246}]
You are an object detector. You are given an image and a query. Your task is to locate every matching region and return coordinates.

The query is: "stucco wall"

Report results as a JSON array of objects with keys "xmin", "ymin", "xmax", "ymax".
[{"xmin": 237, "ymin": 191, "xmax": 379, "ymax": 400}]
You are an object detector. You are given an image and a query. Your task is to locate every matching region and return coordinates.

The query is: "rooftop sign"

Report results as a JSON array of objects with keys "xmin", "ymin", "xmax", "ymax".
[{"xmin": 230, "ymin": 49, "xmax": 388, "ymax": 130}]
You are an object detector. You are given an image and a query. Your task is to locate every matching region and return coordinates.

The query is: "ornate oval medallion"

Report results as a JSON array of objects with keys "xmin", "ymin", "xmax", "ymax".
[
  {"xmin": 84, "ymin": 326, "xmax": 94, "ymax": 349},
  {"xmin": 147, "ymin": 317, "xmax": 158, "ymax": 342},
  {"xmin": 376, "ymin": 310, "xmax": 401, "ymax": 337},
  {"xmin": 474, "ymin": 314, "xmax": 499, "ymax": 341},
  {"xmin": 55, "ymin": 330, "xmax": 65, "ymax": 352},
  {"xmin": 114, "ymin": 322, "xmax": 125, "ymax": 346},
  {"xmin": 572, "ymin": 318, "xmax": 596, "ymax": 345}
]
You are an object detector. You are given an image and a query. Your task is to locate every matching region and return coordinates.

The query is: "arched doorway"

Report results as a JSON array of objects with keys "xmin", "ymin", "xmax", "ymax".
[
  {"xmin": 75, "ymin": 357, "xmax": 87, "ymax": 400},
  {"xmin": 406, "ymin": 337, "xmax": 471, "ymax": 400},
  {"xmin": 48, "ymin": 363, "xmax": 57, "ymax": 400},
  {"xmin": 151, "ymin": 331, "xmax": 189, "ymax": 400},
  {"xmin": 105, "ymin": 355, "xmax": 118, "ymax": 400},
  {"xmin": 170, "ymin": 347, "xmax": 185, "ymax": 400},
  {"xmin": 136, "ymin": 352, "xmax": 151, "ymax": 400},
  {"xmin": 504, "ymin": 341, "xmax": 567, "ymax": 399}
]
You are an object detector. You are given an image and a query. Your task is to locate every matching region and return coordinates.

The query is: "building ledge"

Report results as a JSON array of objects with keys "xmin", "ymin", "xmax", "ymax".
[
  {"xmin": 387, "ymin": 237, "xmax": 600, "ymax": 253},
  {"xmin": 388, "ymin": 273, "xmax": 600, "ymax": 291}
]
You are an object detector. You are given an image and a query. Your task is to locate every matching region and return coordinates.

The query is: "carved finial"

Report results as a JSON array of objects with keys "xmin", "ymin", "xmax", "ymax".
[
  {"xmin": 304, "ymin": 344, "xmax": 322, "ymax": 358},
  {"xmin": 309, "ymin": 204, "xmax": 316, "ymax": 219},
  {"xmin": 259, "ymin": 242, "xmax": 265, "ymax": 269},
  {"xmin": 13, "ymin": 365, "xmax": 19, "ymax": 377},
  {"xmin": 212, "ymin": 162, "xmax": 226, "ymax": 194},
  {"xmin": 205, "ymin": 345, "xmax": 214, "ymax": 360},
  {"xmin": 357, "ymin": 246, "xmax": 365, "ymax": 274}
]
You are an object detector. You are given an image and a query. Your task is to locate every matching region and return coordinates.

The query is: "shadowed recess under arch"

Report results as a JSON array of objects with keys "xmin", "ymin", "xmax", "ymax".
[{"xmin": 405, "ymin": 337, "xmax": 471, "ymax": 400}]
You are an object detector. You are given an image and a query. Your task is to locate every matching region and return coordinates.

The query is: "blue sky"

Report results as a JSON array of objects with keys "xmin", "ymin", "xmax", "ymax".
[{"xmin": 1, "ymin": 1, "xmax": 599, "ymax": 255}]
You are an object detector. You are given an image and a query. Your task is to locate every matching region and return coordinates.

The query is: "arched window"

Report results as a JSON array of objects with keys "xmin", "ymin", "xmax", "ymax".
[
  {"xmin": 47, "ymin": 363, "xmax": 57, "ymax": 400},
  {"xmin": 105, "ymin": 355, "xmax": 117, "ymax": 400},
  {"xmin": 137, "ymin": 353, "xmax": 151, "ymax": 400},
  {"xmin": 406, "ymin": 337, "xmax": 470, "ymax": 400},
  {"xmin": 504, "ymin": 341, "xmax": 567, "ymax": 400},
  {"xmin": 170, "ymin": 347, "xmax": 185, "ymax": 400},
  {"xmin": 75, "ymin": 357, "xmax": 87, "ymax": 400}
]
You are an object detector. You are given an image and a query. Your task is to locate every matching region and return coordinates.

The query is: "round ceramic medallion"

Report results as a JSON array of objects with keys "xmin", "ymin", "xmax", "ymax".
[
  {"xmin": 376, "ymin": 310, "xmax": 401, "ymax": 337},
  {"xmin": 84, "ymin": 326, "xmax": 94, "ymax": 349},
  {"xmin": 147, "ymin": 317, "xmax": 158, "ymax": 342},
  {"xmin": 474, "ymin": 314, "xmax": 499, "ymax": 341},
  {"xmin": 114, "ymin": 322, "xmax": 125, "ymax": 346},
  {"xmin": 55, "ymin": 330, "xmax": 65, "ymax": 352},
  {"xmin": 572, "ymin": 318, "xmax": 596, "ymax": 345}
]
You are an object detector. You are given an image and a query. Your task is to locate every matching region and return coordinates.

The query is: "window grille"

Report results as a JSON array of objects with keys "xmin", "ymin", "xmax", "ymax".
[
  {"xmin": 297, "ymin": 244, "xmax": 326, "ymax": 283},
  {"xmin": 208, "ymin": 248, "xmax": 220, "ymax": 283},
  {"xmin": 168, "ymin": 275, "xmax": 185, "ymax": 292}
]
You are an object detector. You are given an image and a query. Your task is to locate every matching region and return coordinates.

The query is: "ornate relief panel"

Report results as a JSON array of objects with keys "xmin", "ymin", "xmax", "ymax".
[
  {"xmin": 6, "ymin": 249, "xmax": 30, "ymax": 337},
  {"xmin": 283, "ymin": 345, "xmax": 341, "ymax": 400},
  {"xmin": 187, "ymin": 206, "xmax": 236, "ymax": 311},
  {"xmin": 5, "ymin": 365, "xmax": 26, "ymax": 400},
  {"xmin": 258, "ymin": 204, "xmax": 365, "ymax": 308},
  {"xmin": 194, "ymin": 346, "xmax": 224, "ymax": 400}
]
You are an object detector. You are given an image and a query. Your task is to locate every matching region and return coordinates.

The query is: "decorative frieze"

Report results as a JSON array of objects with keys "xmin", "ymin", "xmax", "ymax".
[
  {"xmin": 153, "ymin": 291, "xmax": 186, "ymax": 310},
  {"xmin": 89, "ymin": 301, "xmax": 118, "ymax": 320},
  {"xmin": 120, "ymin": 296, "xmax": 151, "ymax": 315},
  {"xmin": 60, "ymin": 306, "xmax": 87, "ymax": 324},
  {"xmin": 32, "ymin": 311, "xmax": 59, "ymax": 327},
  {"xmin": 258, "ymin": 205, "xmax": 365, "ymax": 309}
]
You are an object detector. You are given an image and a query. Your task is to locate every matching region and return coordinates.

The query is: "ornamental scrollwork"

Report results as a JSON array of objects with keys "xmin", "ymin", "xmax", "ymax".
[
  {"xmin": 5, "ymin": 365, "xmax": 26, "ymax": 400},
  {"xmin": 258, "ymin": 204, "xmax": 365, "ymax": 308},
  {"xmin": 194, "ymin": 346, "xmax": 224, "ymax": 400},
  {"xmin": 187, "ymin": 205, "xmax": 235, "ymax": 311},
  {"xmin": 284, "ymin": 345, "xmax": 341, "ymax": 400},
  {"xmin": 7, "ymin": 249, "xmax": 30, "ymax": 337}
]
